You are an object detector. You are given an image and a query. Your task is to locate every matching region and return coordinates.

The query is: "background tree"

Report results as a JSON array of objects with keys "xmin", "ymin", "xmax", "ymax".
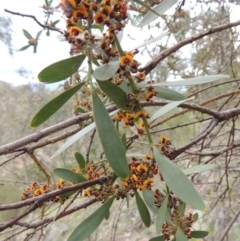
[{"xmin": 1, "ymin": 0, "xmax": 240, "ymax": 241}]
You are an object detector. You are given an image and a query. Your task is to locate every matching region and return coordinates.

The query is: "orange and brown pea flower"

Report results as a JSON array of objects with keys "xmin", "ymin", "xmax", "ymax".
[
  {"xmin": 34, "ymin": 188, "xmax": 44, "ymax": 196},
  {"xmin": 69, "ymin": 26, "xmax": 83, "ymax": 36},
  {"xmin": 93, "ymin": 12, "xmax": 108, "ymax": 24},
  {"xmin": 120, "ymin": 52, "xmax": 134, "ymax": 68}
]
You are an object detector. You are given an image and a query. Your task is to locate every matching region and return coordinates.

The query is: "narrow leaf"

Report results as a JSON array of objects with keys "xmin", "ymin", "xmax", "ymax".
[
  {"xmin": 154, "ymin": 86, "xmax": 186, "ymax": 101},
  {"xmin": 153, "ymin": 147, "xmax": 205, "ymax": 210},
  {"xmin": 135, "ymin": 191, "xmax": 151, "ymax": 227},
  {"xmin": 178, "ymin": 202, "xmax": 186, "ymax": 216},
  {"xmin": 93, "ymin": 61, "xmax": 119, "ymax": 81},
  {"xmin": 183, "ymin": 164, "xmax": 217, "ymax": 176},
  {"xmin": 31, "ymin": 82, "xmax": 85, "ymax": 127},
  {"xmin": 92, "ymin": 91, "xmax": 130, "ymax": 179},
  {"xmin": 23, "ymin": 29, "xmax": 33, "ymax": 39},
  {"xmin": 97, "ymin": 80, "xmax": 128, "ymax": 109},
  {"xmin": 138, "ymin": 0, "xmax": 178, "ymax": 27},
  {"xmin": 51, "ymin": 110, "xmax": 119, "ymax": 159},
  {"xmin": 142, "ymin": 190, "xmax": 158, "ymax": 214},
  {"xmin": 191, "ymin": 230, "xmax": 208, "ymax": 238},
  {"xmin": 38, "ymin": 54, "xmax": 86, "ymax": 83},
  {"xmin": 53, "ymin": 168, "xmax": 87, "ymax": 183},
  {"xmin": 74, "ymin": 152, "xmax": 86, "ymax": 170},
  {"xmin": 193, "ymin": 213, "xmax": 198, "ymax": 222},
  {"xmin": 19, "ymin": 45, "xmax": 31, "ymax": 51},
  {"xmin": 150, "ymin": 98, "xmax": 193, "ymax": 123},
  {"xmin": 121, "ymin": 133, "xmax": 127, "ymax": 152},
  {"xmin": 156, "ymin": 196, "xmax": 168, "ymax": 230},
  {"xmin": 149, "ymin": 236, "xmax": 165, "ymax": 241},
  {"xmin": 68, "ymin": 196, "xmax": 115, "ymax": 241},
  {"xmin": 176, "ymin": 228, "xmax": 188, "ymax": 241},
  {"xmin": 145, "ymin": 75, "xmax": 229, "ymax": 86}
]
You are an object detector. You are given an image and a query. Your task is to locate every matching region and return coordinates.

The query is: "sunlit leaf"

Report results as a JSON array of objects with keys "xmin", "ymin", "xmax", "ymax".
[
  {"xmin": 53, "ymin": 168, "xmax": 87, "ymax": 183},
  {"xmin": 149, "ymin": 236, "xmax": 165, "ymax": 241},
  {"xmin": 97, "ymin": 80, "xmax": 128, "ymax": 109},
  {"xmin": 176, "ymin": 228, "xmax": 188, "ymax": 241},
  {"xmin": 154, "ymin": 86, "xmax": 186, "ymax": 101},
  {"xmin": 19, "ymin": 45, "xmax": 31, "ymax": 51},
  {"xmin": 183, "ymin": 164, "xmax": 217, "ymax": 176},
  {"xmin": 191, "ymin": 230, "xmax": 208, "ymax": 238},
  {"xmin": 38, "ymin": 54, "xmax": 86, "ymax": 83},
  {"xmin": 68, "ymin": 196, "xmax": 115, "ymax": 241},
  {"xmin": 156, "ymin": 196, "xmax": 168, "ymax": 230},
  {"xmin": 51, "ymin": 110, "xmax": 119, "ymax": 159},
  {"xmin": 74, "ymin": 152, "xmax": 86, "ymax": 170},
  {"xmin": 144, "ymin": 75, "xmax": 229, "ymax": 86},
  {"xmin": 149, "ymin": 98, "xmax": 193, "ymax": 123},
  {"xmin": 135, "ymin": 191, "xmax": 151, "ymax": 227},
  {"xmin": 92, "ymin": 91, "xmax": 130, "ymax": 179},
  {"xmin": 138, "ymin": 0, "xmax": 178, "ymax": 27},
  {"xmin": 93, "ymin": 61, "xmax": 119, "ymax": 81},
  {"xmin": 142, "ymin": 190, "xmax": 158, "ymax": 214},
  {"xmin": 153, "ymin": 147, "xmax": 205, "ymax": 210},
  {"xmin": 23, "ymin": 29, "xmax": 33, "ymax": 39},
  {"xmin": 31, "ymin": 82, "xmax": 85, "ymax": 127}
]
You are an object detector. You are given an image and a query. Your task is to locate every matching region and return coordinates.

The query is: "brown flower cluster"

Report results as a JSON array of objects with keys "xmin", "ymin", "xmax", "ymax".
[
  {"xmin": 154, "ymin": 190, "xmax": 194, "ymax": 240},
  {"xmin": 21, "ymin": 180, "xmax": 72, "ymax": 204}
]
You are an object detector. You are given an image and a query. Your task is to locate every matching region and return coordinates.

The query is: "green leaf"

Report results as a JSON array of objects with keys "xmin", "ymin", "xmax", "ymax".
[
  {"xmin": 46, "ymin": 30, "xmax": 50, "ymax": 36},
  {"xmin": 74, "ymin": 152, "xmax": 86, "ymax": 170},
  {"xmin": 191, "ymin": 230, "xmax": 208, "ymax": 238},
  {"xmin": 150, "ymin": 98, "xmax": 193, "ymax": 123},
  {"xmin": 19, "ymin": 45, "xmax": 31, "ymax": 51},
  {"xmin": 156, "ymin": 197, "xmax": 168, "ymax": 230},
  {"xmin": 105, "ymin": 210, "xmax": 110, "ymax": 220},
  {"xmin": 193, "ymin": 213, "xmax": 198, "ymax": 222},
  {"xmin": 178, "ymin": 202, "xmax": 186, "ymax": 216},
  {"xmin": 121, "ymin": 133, "xmax": 127, "ymax": 152},
  {"xmin": 51, "ymin": 110, "xmax": 119, "ymax": 159},
  {"xmin": 142, "ymin": 190, "xmax": 158, "ymax": 214},
  {"xmin": 149, "ymin": 236, "xmax": 165, "ymax": 241},
  {"xmin": 60, "ymin": 190, "xmax": 78, "ymax": 199},
  {"xmin": 76, "ymin": 107, "xmax": 85, "ymax": 113},
  {"xmin": 97, "ymin": 80, "xmax": 128, "ymax": 109},
  {"xmin": 38, "ymin": 54, "xmax": 86, "ymax": 83},
  {"xmin": 68, "ymin": 196, "xmax": 115, "ymax": 241},
  {"xmin": 183, "ymin": 164, "xmax": 217, "ymax": 176},
  {"xmin": 135, "ymin": 191, "xmax": 151, "ymax": 227},
  {"xmin": 92, "ymin": 91, "xmax": 130, "ymax": 179},
  {"xmin": 176, "ymin": 228, "xmax": 188, "ymax": 241},
  {"xmin": 154, "ymin": 86, "xmax": 186, "ymax": 101},
  {"xmin": 93, "ymin": 61, "xmax": 119, "ymax": 81},
  {"xmin": 53, "ymin": 168, "xmax": 87, "ymax": 183},
  {"xmin": 31, "ymin": 82, "xmax": 85, "ymax": 127},
  {"xmin": 145, "ymin": 75, "xmax": 229, "ymax": 86},
  {"xmin": 23, "ymin": 29, "xmax": 33, "ymax": 39},
  {"xmin": 153, "ymin": 147, "xmax": 205, "ymax": 210},
  {"xmin": 138, "ymin": 0, "xmax": 178, "ymax": 27}
]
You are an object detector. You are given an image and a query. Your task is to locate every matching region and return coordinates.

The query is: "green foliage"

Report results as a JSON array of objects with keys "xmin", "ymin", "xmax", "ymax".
[
  {"xmin": 53, "ymin": 168, "xmax": 87, "ymax": 183},
  {"xmin": 68, "ymin": 196, "xmax": 115, "ymax": 241},
  {"xmin": 153, "ymin": 147, "xmax": 205, "ymax": 210},
  {"xmin": 135, "ymin": 191, "xmax": 151, "ymax": 227},
  {"xmin": 31, "ymin": 82, "xmax": 85, "ymax": 127},
  {"xmin": 92, "ymin": 91, "xmax": 130, "ymax": 179},
  {"xmin": 142, "ymin": 190, "xmax": 158, "ymax": 213},
  {"xmin": 191, "ymin": 230, "xmax": 209, "ymax": 238},
  {"xmin": 93, "ymin": 61, "xmax": 119, "ymax": 80},
  {"xmin": 38, "ymin": 55, "xmax": 86, "ymax": 83},
  {"xmin": 156, "ymin": 197, "xmax": 168, "ymax": 230},
  {"xmin": 97, "ymin": 80, "xmax": 129, "ymax": 109},
  {"xmin": 74, "ymin": 152, "xmax": 86, "ymax": 170}
]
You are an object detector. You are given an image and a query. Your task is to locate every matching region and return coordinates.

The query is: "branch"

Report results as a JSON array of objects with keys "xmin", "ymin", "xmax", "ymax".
[
  {"xmin": 4, "ymin": 9, "xmax": 64, "ymax": 34},
  {"xmin": 15, "ymin": 198, "xmax": 97, "ymax": 229},
  {"xmin": 0, "ymin": 176, "xmax": 107, "ymax": 211},
  {"xmin": 0, "ymin": 176, "xmax": 108, "ymax": 231},
  {"xmin": 0, "ymin": 104, "xmax": 116, "ymax": 156},
  {"xmin": 139, "ymin": 19, "xmax": 240, "ymax": 75}
]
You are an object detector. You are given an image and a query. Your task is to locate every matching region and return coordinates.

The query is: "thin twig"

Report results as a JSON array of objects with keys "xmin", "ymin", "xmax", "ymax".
[{"xmin": 4, "ymin": 9, "xmax": 64, "ymax": 34}]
